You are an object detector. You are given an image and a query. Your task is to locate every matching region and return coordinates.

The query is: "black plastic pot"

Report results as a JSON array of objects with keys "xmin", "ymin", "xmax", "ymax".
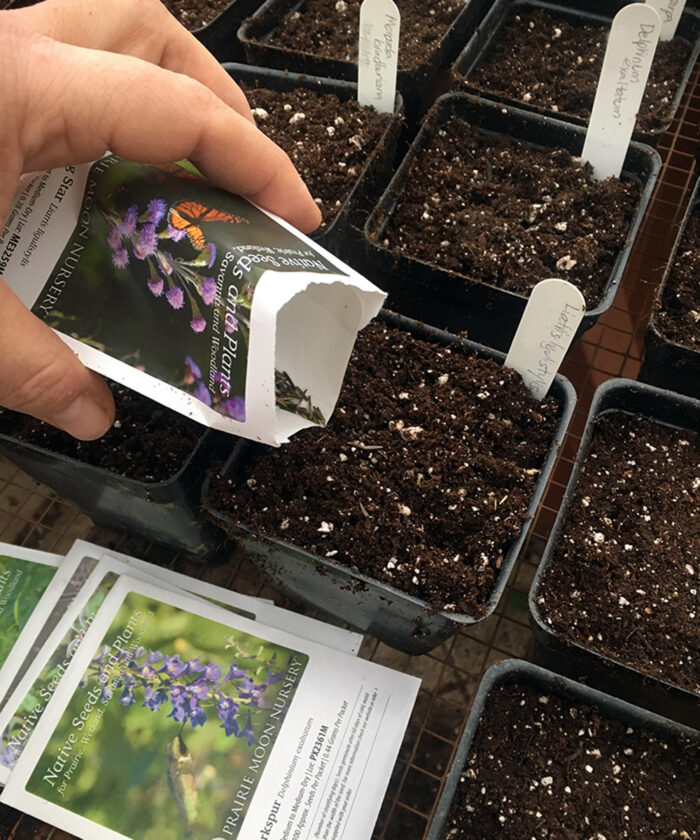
[
  {"xmin": 237, "ymin": 0, "xmax": 484, "ymax": 126},
  {"xmin": 193, "ymin": 0, "xmax": 265, "ymax": 63},
  {"xmin": 529, "ymin": 378, "xmax": 700, "ymax": 728},
  {"xmin": 202, "ymin": 310, "xmax": 576, "ymax": 655},
  {"xmin": 639, "ymin": 178, "xmax": 700, "ymax": 399},
  {"xmin": 452, "ymin": 0, "xmax": 700, "ymax": 146},
  {"xmin": 4, "ymin": 0, "xmax": 262, "ymax": 62},
  {"xmin": 427, "ymin": 658, "xmax": 699, "ymax": 840},
  {"xmin": 0, "ymin": 423, "xmax": 228, "ymax": 558},
  {"xmin": 363, "ymin": 93, "xmax": 660, "ymax": 354},
  {"xmin": 223, "ymin": 62, "xmax": 403, "ymax": 263}
]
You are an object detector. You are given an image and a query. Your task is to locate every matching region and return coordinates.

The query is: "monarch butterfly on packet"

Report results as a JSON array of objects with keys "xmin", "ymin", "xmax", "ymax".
[{"xmin": 168, "ymin": 201, "xmax": 249, "ymax": 251}]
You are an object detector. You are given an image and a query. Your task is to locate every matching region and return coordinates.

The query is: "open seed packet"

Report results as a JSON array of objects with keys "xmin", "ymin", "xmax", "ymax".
[{"xmin": 0, "ymin": 158, "xmax": 385, "ymax": 445}]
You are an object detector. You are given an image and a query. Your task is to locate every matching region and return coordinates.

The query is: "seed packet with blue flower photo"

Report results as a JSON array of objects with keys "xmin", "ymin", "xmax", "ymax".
[
  {"xmin": 0, "ymin": 541, "xmax": 361, "ymax": 786},
  {"xmin": 0, "ymin": 159, "xmax": 385, "ymax": 445},
  {"xmin": 2, "ymin": 576, "xmax": 419, "ymax": 840},
  {"xmin": 0, "ymin": 544, "xmax": 97, "ymax": 711}
]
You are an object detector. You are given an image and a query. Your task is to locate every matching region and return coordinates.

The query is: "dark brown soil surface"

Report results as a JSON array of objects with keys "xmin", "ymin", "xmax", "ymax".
[
  {"xmin": 162, "ymin": 0, "xmax": 232, "ymax": 30},
  {"xmin": 655, "ymin": 206, "xmax": 700, "ymax": 349},
  {"xmin": 536, "ymin": 412, "xmax": 699, "ymax": 694},
  {"xmin": 379, "ymin": 114, "xmax": 640, "ymax": 308},
  {"xmin": 207, "ymin": 320, "xmax": 561, "ymax": 614},
  {"xmin": 446, "ymin": 681, "xmax": 699, "ymax": 838},
  {"xmin": 0, "ymin": 382, "xmax": 203, "ymax": 482},
  {"xmin": 250, "ymin": 0, "xmax": 464, "ymax": 70},
  {"xmin": 241, "ymin": 85, "xmax": 394, "ymax": 229},
  {"xmin": 464, "ymin": 9, "xmax": 691, "ymax": 136}
]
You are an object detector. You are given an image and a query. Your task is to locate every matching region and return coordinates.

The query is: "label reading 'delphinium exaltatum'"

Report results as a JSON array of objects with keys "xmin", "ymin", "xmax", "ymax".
[{"xmin": 581, "ymin": 3, "xmax": 661, "ymax": 180}]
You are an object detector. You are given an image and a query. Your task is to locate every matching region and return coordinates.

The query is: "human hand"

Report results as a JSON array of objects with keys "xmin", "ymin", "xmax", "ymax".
[{"xmin": 0, "ymin": 0, "xmax": 321, "ymax": 439}]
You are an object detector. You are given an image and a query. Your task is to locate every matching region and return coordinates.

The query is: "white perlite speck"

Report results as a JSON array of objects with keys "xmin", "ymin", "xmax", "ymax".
[{"xmin": 556, "ymin": 255, "xmax": 578, "ymax": 271}]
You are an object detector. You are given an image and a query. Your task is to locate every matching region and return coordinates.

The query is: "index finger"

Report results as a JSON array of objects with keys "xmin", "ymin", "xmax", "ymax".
[
  {"xmin": 14, "ymin": 0, "xmax": 255, "ymax": 122},
  {"xmin": 19, "ymin": 41, "xmax": 321, "ymax": 232}
]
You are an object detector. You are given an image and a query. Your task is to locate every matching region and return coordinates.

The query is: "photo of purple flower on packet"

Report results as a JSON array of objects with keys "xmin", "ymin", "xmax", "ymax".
[{"xmin": 0, "ymin": 157, "xmax": 385, "ymax": 446}]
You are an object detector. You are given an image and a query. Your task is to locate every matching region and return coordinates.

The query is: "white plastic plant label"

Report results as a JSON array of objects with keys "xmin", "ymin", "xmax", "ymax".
[
  {"xmin": 581, "ymin": 3, "xmax": 661, "ymax": 180},
  {"xmin": 358, "ymin": 0, "xmax": 401, "ymax": 113},
  {"xmin": 0, "ymin": 157, "xmax": 386, "ymax": 446},
  {"xmin": 505, "ymin": 278, "xmax": 585, "ymax": 400},
  {"xmin": 646, "ymin": 0, "xmax": 686, "ymax": 39}
]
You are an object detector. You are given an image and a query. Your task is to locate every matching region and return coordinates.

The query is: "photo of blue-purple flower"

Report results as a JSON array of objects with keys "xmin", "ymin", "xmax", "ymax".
[
  {"xmin": 26, "ymin": 593, "xmax": 308, "ymax": 839},
  {"xmin": 87, "ymin": 645, "xmax": 282, "ymax": 743}
]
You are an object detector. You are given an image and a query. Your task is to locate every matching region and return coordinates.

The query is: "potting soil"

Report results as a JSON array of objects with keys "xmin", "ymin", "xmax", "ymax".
[
  {"xmin": 380, "ymin": 116, "xmax": 639, "ymax": 308},
  {"xmin": 536, "ymin": 412, "xmax": 699, "ymax": 693},
  {"xmin": 256, "ymin": 0, "xmax": 464, "ymax": 69},
  {"xmin": 655, "ymin": 207, "xmax": 700, "ymax": 349},
  {"xmin": 0, "ymin": 382, "xmax": 203, "ymax": 483},
  {"xmin": 446, "ymin": 682, "xmax": 698, "ymax": 838},
  {"xmin": 208, "ymin": 320, "xmax": 560, "ymax": 614},
  {"xmin": 243, "ymin": 85, "xmax": 394, "ymax": 229},
  {"xmin": 161, "ymin": 0, "xmax": 233, "ymax": 29},
  {"xmin": 466, "ymin": 8, "xmax": 692, "ymax": 135}
]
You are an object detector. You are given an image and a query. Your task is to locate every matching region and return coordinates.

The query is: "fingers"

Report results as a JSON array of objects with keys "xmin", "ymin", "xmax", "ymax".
[
  {"xmin": 0, "ymin": 281, "xmax": 115, "ymax": 439},
  {"xmin": 18, "ymin": 41, "xmax": 321, "ymax": 232},
  {"xmin": 13, "ymin": 0, "xmax": 255, "ymax": 123}
]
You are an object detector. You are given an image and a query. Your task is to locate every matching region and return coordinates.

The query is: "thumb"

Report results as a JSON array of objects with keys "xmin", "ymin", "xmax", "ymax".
[{"xmin": 0, "ymin": 280, "xmax": 115, "ymax": 439}]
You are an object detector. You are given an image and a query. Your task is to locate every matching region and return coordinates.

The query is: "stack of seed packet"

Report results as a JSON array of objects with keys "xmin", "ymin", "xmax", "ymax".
[{"xmin": 0, "ymin": 539, "xmax": 419, "ymax": 839}]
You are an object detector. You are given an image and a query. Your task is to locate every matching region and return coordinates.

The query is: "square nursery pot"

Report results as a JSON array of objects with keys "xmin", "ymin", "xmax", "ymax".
[
  {"xmin": 0, "ymin": 391, "xmax": 228, "ymax": 558},
  {"xmin": 237, "ymin": 0, "xmax": 483, "ymax": 125},
  {"xmin": 639, "ymin": 178, "xmax": 700, "ymax": 399},
  {"xmin": 452, "ymin": 0, "xmax": 700, "ymax": 146},
  {"xmin": 189, "ymin": 0, "xmax": 266, "ymax": 63},
  {"xmin": 427, "ymin": 659, "xmax": 699, "ymax": 840},
  {"xmin": 363, "ymin": 93, "xmax": 660, "ymax": 354},
  {"xmin": 202, "ymin": 310, "xmax": 576, "ymax": 655},
  {"xmin": 4, "ymin": 0, "xmax": 259, "ymax": 61},
  {"xmin": 223, "ymin": 62, "xmax": 403, "ymax": 263},
  {"xmin": 529, "ymin": 378, "xmax": 699, "ymax": 727}
]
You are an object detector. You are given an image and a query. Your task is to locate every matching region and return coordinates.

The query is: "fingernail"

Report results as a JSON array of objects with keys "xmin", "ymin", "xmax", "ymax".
[{"xmin": 52, "ymin": 393, "xmax": 112, "ymax": 440}]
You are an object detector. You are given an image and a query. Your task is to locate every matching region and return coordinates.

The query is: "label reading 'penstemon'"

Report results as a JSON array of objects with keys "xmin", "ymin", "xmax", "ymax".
[
  {"xmin": 358, "ymin": 0, "xmax": 401, "ymax": 113},
  {"xmin": 0, "ymin": 157, "xmax": 386, "ymax": 445}
]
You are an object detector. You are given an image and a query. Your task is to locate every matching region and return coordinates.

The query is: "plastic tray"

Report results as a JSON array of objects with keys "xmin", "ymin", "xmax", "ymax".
[
  {"xmin": 237, "ymin": 0, "xmax": 484, "ymax": 125},
  {"xmin": 203, "ymin": 310, "xmax": 576, "ymax": 654},
  {"xmin": 452, "ymin": 0, "xmax": 700, "ymax": 146},
  {"xmin": 363, "ymin": 93, "xmax": 660, "ymax": 354},
  {"xmin": 223, "ymin": 62, "xmax": 403, "ymax": 263},
  {"xmin": 6, "ymin": 0, "xmax": 259, "ymax": 61},
  {"xmin": 0, "ymin": 423, "xmax": 228, "ymax": 558},
  {"xmin": 427, "ymin": 658, "xmax": 699, "ymax": 840},
  {"xmin": 194, "ymin": 0, "xmax": 265, "ymax": 63},
  {"xmin": 528, "ymin": 378, "xmax": 700, "ymax": 727},
  {"xmin": 639, "ymin": 178, "xmax": 700, "ymax": 398}
]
